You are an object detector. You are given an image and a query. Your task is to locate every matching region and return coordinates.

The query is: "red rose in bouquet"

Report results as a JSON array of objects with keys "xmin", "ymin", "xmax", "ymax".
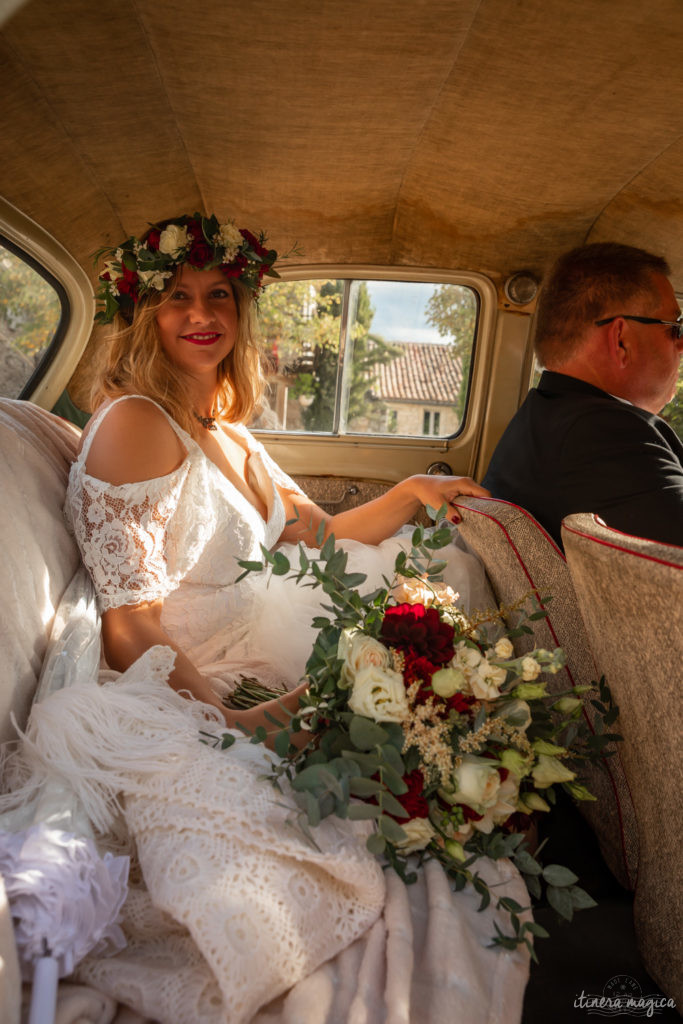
[{"xmin": 381, "ymin": 603, "xmax": 454, "ymax": 664}]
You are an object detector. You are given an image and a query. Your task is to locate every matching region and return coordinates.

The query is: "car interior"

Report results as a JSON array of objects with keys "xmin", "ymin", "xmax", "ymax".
[{"xmin": 0, "ymin": 1, "xmax": 681, "ymax": 1021}]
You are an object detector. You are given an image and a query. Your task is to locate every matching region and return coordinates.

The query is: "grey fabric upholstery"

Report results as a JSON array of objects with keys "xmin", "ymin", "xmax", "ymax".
[
  {"xmin": 562, "ymin": 513, "xmax": 683, "ymax": 1006},
  {"xmin": 292, "ymin": 475, "xmax": 391, "ymax": 515},
  {"xmin": 0, "ymin": 399, "xmax": 81, "ymax": 745},
  {"xmin": 452, "ymin": 496, "xmax": 638, "ymax": 891}
]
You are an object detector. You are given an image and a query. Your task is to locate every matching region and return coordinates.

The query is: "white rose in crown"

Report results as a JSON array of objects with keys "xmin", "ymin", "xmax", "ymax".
[
  {"xmin": 395, "ymin": 817, "xmax": 436, "ymax": 854},
  {"xmin": 340, "ymin": 631, "xmax": 392, "ymax": 687},
  {"xmin": 137, "ymin": 269, "xmax": 172, "ymax": 290},
  {"xmin": 103, "ymin": 260, "xmax": 122, "ymax": 281},
  {"xmin": 159, "ymin": 224, "xmax": 190, "ymax": 256},
  {"xmin": 216, "ymin": 221, "xmax": 243, "ymax": 260},
  {"xmin": 348, "ymin": 665, "xmax": 409, "ymax": 722}
]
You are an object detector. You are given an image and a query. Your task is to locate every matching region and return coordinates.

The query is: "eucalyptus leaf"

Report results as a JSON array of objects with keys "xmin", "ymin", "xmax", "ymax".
[
  {"xmin": 378, "ymin": 792, "xmax": 409, "ymax": 818},
  {"xmin": 274, "ymin": 730, "xmax": 291, "ymax": 759},
  {"xmin": 569, "ymin": 886, "xmax": 598, "ymax": 910},
  {"xmin": 378, "ymin": 815, "xmax": 408, "ymax": 843},
  {"xmin": 366, "ymin": 832, "xmax": 386, "ymax": 855},
  {"xmin": 349, "ymin": 716, "xmax": 389, "ymax": 750},
  {"xmin": 542, "ymin": 864, "xmax": 579, "ymax": 887},
  {"xmin": 349, "ymin": 777, "xmax": 384, "ymax": 797},
  {"xmin": 514, "ymin": 850, "xmax": 542, "ymax": 875},
  {"xmin": 347, "ymin": 803, "xmax": 381, "ymax": 820},
  {"xmin": 547, "ymin": 884, "xmax": 573, "ymax": 920}
]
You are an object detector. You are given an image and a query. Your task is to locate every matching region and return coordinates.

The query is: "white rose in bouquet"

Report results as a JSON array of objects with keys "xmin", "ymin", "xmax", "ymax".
[
  {"xmin": 394, "ymin": 817, "xmax": 436, "ymax": 854},
  {"xmin": 348, "ymin": 665, "xmax": 409, "ymax": 722},
  {"xmin": 392, "ymin": 576, "xmax": 459, "ymax": 608},
  {"xmin": 340, "ymin": 631, "xmax": 392, "ymax": 687},
  {"xmin": 494, "ymin": 637, "xmax": 514, "ymax": 659},
  {"xmin": 521, "ymin": 656, "xmax": 541, "ymax": 681},
  {"xmin": 470, "ymin": 659, "xmax": 507, "ymax": 700},
  {"xmin": 444, "ymin": 755, "xmax": 502, "ymax": 812},
  {"xmin": 472, "ymin": 773, "xmax": 520, "ymax": 834}
]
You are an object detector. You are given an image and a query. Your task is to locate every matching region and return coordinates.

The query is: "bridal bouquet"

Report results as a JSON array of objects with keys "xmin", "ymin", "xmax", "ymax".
[{"xmin": 228, "ymin": 514, "xmax": 619, "ymax": 957}]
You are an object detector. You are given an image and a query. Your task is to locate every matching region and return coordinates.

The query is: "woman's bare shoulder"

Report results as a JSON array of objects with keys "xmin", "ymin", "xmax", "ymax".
[{"xmin": 83, "ymin": 397, "xmax": 187, "ymax": 485}]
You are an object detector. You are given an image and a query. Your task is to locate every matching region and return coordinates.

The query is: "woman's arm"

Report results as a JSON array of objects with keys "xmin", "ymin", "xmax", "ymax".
[
  {"xmin": 278, "ymin": 474, "xmax": 490, "ymax": 547},
  {"xmin": 102, "ymin": 599, "xmax": 307, "ymax": 735}
]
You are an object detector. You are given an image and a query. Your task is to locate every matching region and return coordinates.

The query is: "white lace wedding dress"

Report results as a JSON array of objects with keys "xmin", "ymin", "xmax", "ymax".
[{"xmin": 22, "ymin": 396, "xmax": 530, "ymax": 1024}]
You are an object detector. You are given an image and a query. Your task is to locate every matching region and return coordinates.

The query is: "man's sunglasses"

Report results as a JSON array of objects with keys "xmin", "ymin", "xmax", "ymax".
[{"xmin": 595, "ymin": 314, "xmax": 683, "ymax": 340}]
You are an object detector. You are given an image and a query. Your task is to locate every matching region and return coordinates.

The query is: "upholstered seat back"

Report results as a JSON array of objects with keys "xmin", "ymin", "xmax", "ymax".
[
  {"xmin": 0, "ymin": 399, "xmax": 81, "ymax": 747},
  {"xmin": 453, "ymin": 496, "xmax": 638, "ymax": 890},
  {"xmin": 562, "ymin": 513, "xmax": 683, "ymax": 1006}
]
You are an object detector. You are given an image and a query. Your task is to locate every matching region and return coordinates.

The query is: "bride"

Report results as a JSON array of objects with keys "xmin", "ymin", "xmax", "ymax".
[{"xmin": 23, "ymin": 214, "xmax": 531, "ymax": 1023}]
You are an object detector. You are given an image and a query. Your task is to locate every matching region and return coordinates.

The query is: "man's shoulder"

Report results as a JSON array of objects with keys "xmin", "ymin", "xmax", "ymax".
[{"xmin": 532, "ymin": 372, "xmax": 666, "ymax": 435}]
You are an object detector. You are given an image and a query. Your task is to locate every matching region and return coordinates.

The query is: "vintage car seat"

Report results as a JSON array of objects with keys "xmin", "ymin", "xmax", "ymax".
[
  {"xmin": 452, "ymin": 496, "xmax": 638, "ymax": 891},
  {"xmin": 562, "ymin": 513, "xmax": 683, "ymax": 1007},
  {"xmin": 0, "ymin": 399, "xmax": 81, "ymax": 746},
  {"xmin": 0, "ymin": 398, "xmax": 83, "ymax": 1024}
]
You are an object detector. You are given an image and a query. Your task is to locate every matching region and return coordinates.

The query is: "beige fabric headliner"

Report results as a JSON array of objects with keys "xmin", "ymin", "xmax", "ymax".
[{"xmin": 1, "ymin": 0, "xmax": 682, "ymax": 287}]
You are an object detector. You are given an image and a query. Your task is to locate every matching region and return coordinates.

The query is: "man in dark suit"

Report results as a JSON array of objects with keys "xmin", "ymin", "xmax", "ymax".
[{"xmin": 483, "ymin": 243, "xmax": 683, "ymax": 548}]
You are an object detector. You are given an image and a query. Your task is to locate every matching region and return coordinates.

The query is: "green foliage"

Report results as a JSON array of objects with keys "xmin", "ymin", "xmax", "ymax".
[
  {"xmin": 257, "ymin": 278, "xmax": 399, "ymax": 432},
  {"xmin": 660, "ymin": 371, "xmax": 683, "ymax": 442},
  {"xmin": 0, "ymin": 247, "xmax": 61, "ymax": 358},
  {"xmin": 424, "ymin": 284, "xmax": 478, "ymax": 420}
]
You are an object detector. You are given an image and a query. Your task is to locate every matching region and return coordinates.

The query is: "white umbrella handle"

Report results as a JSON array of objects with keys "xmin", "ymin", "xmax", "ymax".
[{"xmin": 28, "ymin": 954, "xmax": 58, "ymax": 1024}]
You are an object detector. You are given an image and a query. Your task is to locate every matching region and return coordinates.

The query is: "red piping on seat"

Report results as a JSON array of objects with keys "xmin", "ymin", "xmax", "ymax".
[
  {"xmin": 454, "ymin": 498, "xmax": 635, "ymax": 886},
  {"xmin": 562, "ymin": 519, "xmax": 683, "ymax": 568}
]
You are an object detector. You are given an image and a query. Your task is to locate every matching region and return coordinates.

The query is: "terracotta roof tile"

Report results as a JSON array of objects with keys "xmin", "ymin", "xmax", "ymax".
[{"xmin": 373, "ymin": 341, "xmax": 462, "ymax": 404}]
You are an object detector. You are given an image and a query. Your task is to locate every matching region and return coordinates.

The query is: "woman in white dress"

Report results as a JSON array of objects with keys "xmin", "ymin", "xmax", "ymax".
[{"xmin": 27, "ymin": 215, "xmax": 531, "ymax": 1023}]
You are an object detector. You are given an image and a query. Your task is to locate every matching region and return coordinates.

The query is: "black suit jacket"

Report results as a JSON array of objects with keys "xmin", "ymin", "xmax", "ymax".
[{"xmin": 482, "ymin": 371, "xmax": 683, "ymax": 548}]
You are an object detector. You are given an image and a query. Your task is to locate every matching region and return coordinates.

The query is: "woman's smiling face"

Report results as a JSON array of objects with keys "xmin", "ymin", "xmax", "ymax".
[{"xmin": 155, "ymin": 265, "xmax": 239, "ymax": 379}]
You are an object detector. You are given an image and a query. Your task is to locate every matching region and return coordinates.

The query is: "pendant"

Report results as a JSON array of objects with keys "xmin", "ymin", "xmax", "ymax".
[{"xmin": 193, "ymin": 411, "xmax": 218, "ymax": 431}]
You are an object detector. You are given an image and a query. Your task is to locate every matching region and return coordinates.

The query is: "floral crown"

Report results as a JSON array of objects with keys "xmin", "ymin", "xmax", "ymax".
[{"xmin": 94, "ymin": 212, "xmax": 279, "ymax": 324}]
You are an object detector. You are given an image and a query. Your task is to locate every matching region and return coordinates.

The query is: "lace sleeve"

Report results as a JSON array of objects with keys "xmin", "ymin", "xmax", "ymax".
[{"xmin": 67, "ymin": 467, "xmax": 190, "ymax": 611}]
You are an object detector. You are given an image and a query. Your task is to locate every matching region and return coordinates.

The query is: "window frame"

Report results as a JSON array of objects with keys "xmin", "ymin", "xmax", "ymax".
[
  {"xmin": 256, "ymin": 265, "xmax": 499, "ymax": 482},
  {"xmin": 0, "ymin": 196, "xmax": 94, "ymax": 410}
]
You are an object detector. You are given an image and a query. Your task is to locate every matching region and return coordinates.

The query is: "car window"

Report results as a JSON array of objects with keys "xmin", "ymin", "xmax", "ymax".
[
  {"xmin": 252, "ymin": 277, "xmax": 479, "ymax": 438},
  {"xmin": 0, "ymin": 239, "xmax": 64, "ymax": 399}
]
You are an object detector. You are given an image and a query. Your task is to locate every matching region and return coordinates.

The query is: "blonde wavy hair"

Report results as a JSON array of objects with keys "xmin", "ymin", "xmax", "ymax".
[{"xmin": 91, "ymin": 273, "xmax": 265, "ymax": 438}]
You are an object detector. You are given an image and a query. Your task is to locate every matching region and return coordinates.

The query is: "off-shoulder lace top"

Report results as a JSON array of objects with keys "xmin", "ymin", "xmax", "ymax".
[{"xmin": 65, "ymin": 397, "xmax": 305, "ymax": 670}]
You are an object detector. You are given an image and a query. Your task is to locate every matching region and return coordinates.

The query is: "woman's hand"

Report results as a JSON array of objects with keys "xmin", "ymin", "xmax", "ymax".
[
  {"xmin": 223, "ymin": 681, "xmax": 311, "ymax": 751},
  {"xmin": 405, "ymin": 474, "xmax": 490, "ymax": 523}
]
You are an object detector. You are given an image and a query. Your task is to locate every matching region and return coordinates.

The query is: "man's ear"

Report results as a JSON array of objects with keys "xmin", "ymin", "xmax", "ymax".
[{"xmin": 604, "ymin": 317, "xmax": 630, "ymax": 370}]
